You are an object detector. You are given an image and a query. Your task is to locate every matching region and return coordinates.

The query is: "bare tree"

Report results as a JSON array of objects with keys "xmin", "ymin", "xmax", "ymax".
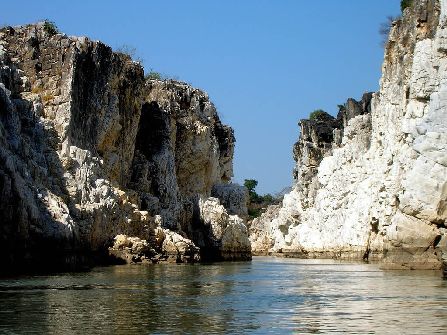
[{"xmin": 379, "ymin": 16, "xmax": 400, "ymax": 47}]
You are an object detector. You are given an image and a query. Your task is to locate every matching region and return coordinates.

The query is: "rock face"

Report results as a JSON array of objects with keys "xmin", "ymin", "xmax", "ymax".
[
  {"xmin": 250, "ymin": 0, "xmax": 447, "ymax": 270},
  {"xmin": 198, "ymin": 197, "xmax": 251, "ymax": 260},
  {"xmin": 211, "ymin": 183, "xmax": 248, "ymax": 219},
  {"xmin": 0, "ymin": 22, "xmax": 250, "ymax": 271},
  {"xmin": 109, "ymin": 229, "xmax": 200, "ymax": 264}
]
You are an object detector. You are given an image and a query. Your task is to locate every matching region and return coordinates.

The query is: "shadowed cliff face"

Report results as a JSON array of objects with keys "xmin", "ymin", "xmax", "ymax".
[
  {"xmin": 130, "ymin": 101, "xmax": 173, "ymax": 211},
  {"xmin": 70, "ymin": 43, "xmax": 113, "ymax": 151},
  {"xmin": 250, "ymin": 0, "xmax": 446, "ymax": 271},
  {"xmin": 0, "ymin": 23, "xmax": 250, "ymax": 271},
  {"xmin": 134, "ymin": 102, "xmax": 169, "ymax": 164},
  {"xmin": 0, "ymin": 52, "xmax": 77, "ymax": 269}
]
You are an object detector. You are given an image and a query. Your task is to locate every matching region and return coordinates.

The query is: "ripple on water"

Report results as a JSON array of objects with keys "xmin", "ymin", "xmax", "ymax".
[{"xmin": 0, "ymin": 257, "xmax": 446, "ymax": 334}]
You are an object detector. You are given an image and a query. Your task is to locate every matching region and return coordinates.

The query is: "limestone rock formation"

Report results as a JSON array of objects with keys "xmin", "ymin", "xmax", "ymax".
[
  {"xmin": 109, "ymin": 229, "xmax": 200, "ymax": 264},
  {"xmin": 211, "ymin": 183, "xmax": 248, "ymax": 219},
  {"xmin": 250, "ymin": 0, "xmax": 446, "ymax": 270},
  {"xmin": 0, "ymin": 22, "xmax": 250, "ymax": 271},
  {"xmin": 158, "ymin": 227, "xmax": 201, "ymax": 263},
  {"xmin": 198, "ymin": 197, "xmax": 251, "ymax": 260},
  {"xmin": 109, "ymin": 234, "xmax": 154, "ymax": 264}
]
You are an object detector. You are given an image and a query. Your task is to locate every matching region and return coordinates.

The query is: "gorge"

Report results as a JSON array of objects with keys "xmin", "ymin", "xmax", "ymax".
[{"xmin": 0, "ymin": 0, "xmax": 446, "ymax": 277}]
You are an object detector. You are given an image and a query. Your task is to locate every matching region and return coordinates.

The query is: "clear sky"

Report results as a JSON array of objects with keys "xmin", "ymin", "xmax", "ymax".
[{"xmin": 1, "ymin": 0, "xmax": 401, "ymax": 195}]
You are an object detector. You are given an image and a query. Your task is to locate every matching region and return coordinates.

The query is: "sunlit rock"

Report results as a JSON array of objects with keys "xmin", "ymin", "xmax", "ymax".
[{"xmin": 250, "ymin": 0, "xmax": 447, "ymax": 270}]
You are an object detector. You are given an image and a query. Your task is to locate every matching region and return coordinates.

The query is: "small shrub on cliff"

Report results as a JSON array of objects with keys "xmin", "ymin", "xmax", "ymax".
[
  {"xmin": 379, "ymin": 16, "xmax": 400, "ymax": 47},
  {"xmin": 115, "ymin": 44, "xmax": 143, "ymax": 64},
  {"xmin": 145, "ymin": 71, "xmax": 163, "ymax": 81},
  {"xmin": 401, "ymin": 0, "xmax": 413, "ymax": 12},
  {"xmin": 337, "ymin": 104, "xmax": 345, "ymax": 112},
  {"xmin": 309, "ymin": 109, "xmax": 329, "ymax": 121},
  {"xmin": 116, "ymin": 45, "xmax": 137, "ymax": 57},
  {"xmin": 262, "ymin": 194, "xmax": 275, "ymax": 204},
  {"xmin": 43, "ymin": 20, "xmax": 58, "ymax": 36},
  {"xmin": 248, "ymin": 208, "xmax": 261, "ymax": 218}
]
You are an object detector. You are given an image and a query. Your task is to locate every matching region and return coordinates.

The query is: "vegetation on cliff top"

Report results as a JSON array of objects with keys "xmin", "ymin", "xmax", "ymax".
[
  {"xmin": 401, "ymin": 0, "xmax": 413, "ymax": 12},
  {"xmin": 378, "ymin": 1, "xmax": 411, "ymax": 47},
  {"xmin": 244, "ymin": 179, "xmax": 276, "ymax": 219},
  {"xmin": 115, "ymin": 44, "xmax": 144, "ymax": 64},
  {"xmin": 114, "ymin": 45, "xmax": 170, "ymax": 81},
  {"xmin": 43, "ymin": 20, "xmax": 58, "ymax": 36},
  {"xmin": 309, "ymin": 109, "xmax": 334, "ymax": 122},
  {"xmin": 145, "ymin": 71, "xmax": 163, "ymax": 80},
  {"xmin": 379, "ymin": 16, "xmax": 401, "ymax": 47}
]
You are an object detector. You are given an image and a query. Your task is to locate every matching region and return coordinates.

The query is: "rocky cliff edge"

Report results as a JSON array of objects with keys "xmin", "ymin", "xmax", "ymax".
[
  {"xmin": 0, "ymin": 23, "xmax": 251, "ymax": 271},
  {"xmin": 250, "ymin": 0, "xmax": 447, "ymax": 271}
]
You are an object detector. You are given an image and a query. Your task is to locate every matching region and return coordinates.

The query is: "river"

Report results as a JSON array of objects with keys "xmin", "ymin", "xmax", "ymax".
[{"xmin": 0, "ymin": 257, "xmax": 446, "ymax": 334}]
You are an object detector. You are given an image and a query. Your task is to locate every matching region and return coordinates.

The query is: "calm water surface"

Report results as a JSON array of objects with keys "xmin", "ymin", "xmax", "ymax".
[{"xmin": 0, "ymin": 257, "xmax": 446, "ymax": 334}]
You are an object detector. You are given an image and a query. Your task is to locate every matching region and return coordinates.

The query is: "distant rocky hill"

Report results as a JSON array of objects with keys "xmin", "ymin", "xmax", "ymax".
[
  {"xmin": 274, "ymin": 186, "xmax": 292, "ymax": 199},
  {"xmin": 250, "ymin": 0, "xmax": 447, "ymax": 272},
  {"xmin": 0, "ymin": 23, "xmax": 250, "ymax": 271}
]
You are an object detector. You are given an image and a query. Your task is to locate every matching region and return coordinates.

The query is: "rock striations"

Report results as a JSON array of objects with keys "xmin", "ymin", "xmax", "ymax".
[
  {"xmin": 250, "ymin": 0, "xmax": 447, "ymax": 271},
  {"xmin": 0, "ymin": 23, "xmax": 251, "ymax": 271},
  {"xmin": 1, "ymin": 1, "xmax": 446, "ymax": 275}
]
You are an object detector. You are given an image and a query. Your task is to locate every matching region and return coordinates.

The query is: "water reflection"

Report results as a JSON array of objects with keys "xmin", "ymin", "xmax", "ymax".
[{"xmin": 0, "ymin": 258, "xmax": 446, "ymax": 334}]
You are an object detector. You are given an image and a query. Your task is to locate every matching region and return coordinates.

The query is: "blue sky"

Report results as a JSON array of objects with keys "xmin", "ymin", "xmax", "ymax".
[{"xmin": 1, "ymin": 1, "xmax": 401, "ymax": 194}]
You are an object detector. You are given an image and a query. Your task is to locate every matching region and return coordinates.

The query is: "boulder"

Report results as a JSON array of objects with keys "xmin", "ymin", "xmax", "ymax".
[{"xmin": 198, "ymin": 197, "xmax": 251, "ymax": 260}]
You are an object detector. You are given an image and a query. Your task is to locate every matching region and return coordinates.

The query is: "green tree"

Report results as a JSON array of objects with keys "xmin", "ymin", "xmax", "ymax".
[
  {"xmin": 309, "ymin": 109, "xmax": 333, "ymax": 121},
  {"xmin": 244, "ymin": 179, "xmax": 281, "ymax": 219},
  {"xmin": 244, "ymin": 179, "xmax": 258, "ymax": 193},
  {"xmin": 244, "ymin": 179, "xmax": 260, "ymax": 203},
  {"xmin": 43, "ymin": 20, "xmax": 58, "ymax": 36},
  {"xmin": 401, "ymin": 0, "xmax": 413, "ymax": 12},
  {"xmin": 145, "ymin": 71, "xmax": 163, "ymax": 80},
  {"xmin": 262, "ymin": 194, "xmax": 274, "ymax": 204}
]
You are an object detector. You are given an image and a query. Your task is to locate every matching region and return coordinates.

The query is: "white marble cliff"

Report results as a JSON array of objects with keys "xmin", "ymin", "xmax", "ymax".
[{"xmin": 250, "ymin": 0, "xmax": 447, "ymax": 270}]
